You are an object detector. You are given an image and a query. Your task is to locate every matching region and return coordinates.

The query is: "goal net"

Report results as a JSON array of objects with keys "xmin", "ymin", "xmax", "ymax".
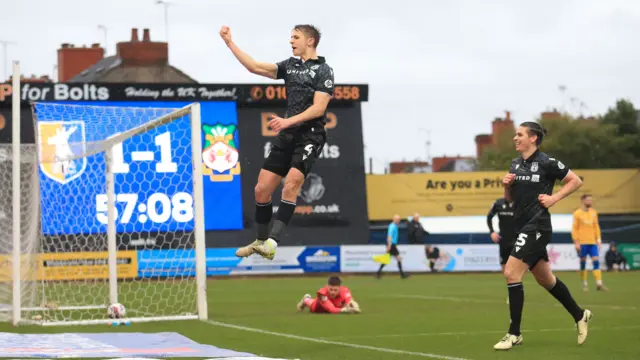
[
  {"xmin": 0, "ymin": 144, "xmax": 40, "ymax": 323},
  {"xmin": 2, "ymin": 99, "xmax": 207, "ymax": 326}
]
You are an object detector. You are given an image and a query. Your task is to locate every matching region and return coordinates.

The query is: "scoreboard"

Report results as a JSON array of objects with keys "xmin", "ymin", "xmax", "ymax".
[{"xmin": 35, "ymin": 101, "xmax": 243, "ymax": 235}]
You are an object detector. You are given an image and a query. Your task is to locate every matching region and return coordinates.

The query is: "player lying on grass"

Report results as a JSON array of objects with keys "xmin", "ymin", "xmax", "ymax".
[{"xmin": 297, "ymin": 276, "xmax": 361, "ymax": 314}]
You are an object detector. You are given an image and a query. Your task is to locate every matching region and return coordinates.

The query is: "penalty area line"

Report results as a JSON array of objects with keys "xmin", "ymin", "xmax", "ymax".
[{"xmin": 205, "ymin": 320, "xmax": 470, "ymax": 360}]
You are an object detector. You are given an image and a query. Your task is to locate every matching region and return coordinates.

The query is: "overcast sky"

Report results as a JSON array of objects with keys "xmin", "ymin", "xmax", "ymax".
[{"xmin": 2, "ymin": 0, "xmax": 639, "ymax": 173}]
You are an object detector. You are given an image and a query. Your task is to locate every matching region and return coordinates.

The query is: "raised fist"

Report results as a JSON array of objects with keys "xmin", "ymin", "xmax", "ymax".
[{"xmin": 220, "ymin": 26, "xmax": 232, "ymax": 44}]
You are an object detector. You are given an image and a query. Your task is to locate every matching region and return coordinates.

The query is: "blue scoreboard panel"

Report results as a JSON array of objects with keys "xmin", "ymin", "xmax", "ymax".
[{"xmin": 34, "ymin": 101, "xmax": 243, "ymax": 235}]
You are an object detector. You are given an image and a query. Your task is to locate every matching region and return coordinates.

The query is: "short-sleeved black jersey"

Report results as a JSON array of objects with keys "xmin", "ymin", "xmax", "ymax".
[
  {"xmin": 508, "ymin": 150, "xmax": 570, "ymax": 233},
  {"xmin": 276, "ymin": 56, "xmax": 334, "ymax": 132},
  {"xmin": 487, "ymin": 198, "xmax": 516, "ymax": 239}
]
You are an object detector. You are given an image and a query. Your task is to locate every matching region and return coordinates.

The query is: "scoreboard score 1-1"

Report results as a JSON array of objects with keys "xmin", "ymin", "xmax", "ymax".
[{"xmin": 36, "ymin": 101, "xmax": 243, "ymax": 236}]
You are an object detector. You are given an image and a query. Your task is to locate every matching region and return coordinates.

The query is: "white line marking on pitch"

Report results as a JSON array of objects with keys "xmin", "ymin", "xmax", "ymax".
[
  {"xmin": 205, "ymin": 320, "xmax": 470, "ymax": 360},
  {"xmin": 324, "ymin": 325, "xmax": 640, "ymax": 340},
  {"xmin": 392, "ymin": 294, "xmax": 637, "ymax": 310}
]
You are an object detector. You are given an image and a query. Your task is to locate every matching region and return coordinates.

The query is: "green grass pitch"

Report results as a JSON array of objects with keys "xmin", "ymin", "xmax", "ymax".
[{"xmin": 2, "ymin": 271, "xmax": 639, "ymax": 360}]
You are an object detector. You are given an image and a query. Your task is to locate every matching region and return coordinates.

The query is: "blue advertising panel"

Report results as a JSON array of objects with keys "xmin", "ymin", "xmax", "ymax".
[
  {"xmin": 297, "ymin": 246, "xmax": 340, "ymax": 273},
  {"xmin": 34, "ymin": 101, "xmax": 242, "ymax": 235},
  {"xmin": 136, "ymin": 246, "xmax": 341, "ymax": 278}
]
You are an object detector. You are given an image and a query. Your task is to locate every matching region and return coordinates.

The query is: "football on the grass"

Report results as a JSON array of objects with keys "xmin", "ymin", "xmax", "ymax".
[{"xmin": 108, "ymin": 303, "xmax": 126, "ymax": 319}]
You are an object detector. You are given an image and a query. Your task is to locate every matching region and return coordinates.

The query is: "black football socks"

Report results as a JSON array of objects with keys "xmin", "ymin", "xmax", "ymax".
[
  {"xmin": 268, "ymin": 200, "xmax": 296, "ymax": 244},
  {"xmin": 255, "ymin": 201, "xmax": 272, "ymax": 241},
  {"xmin": 548, "ymin": 277, "xmax": 584, "ymax": 322},
  {"xmin": 507, "ymin": 282, "xmax": 524, "ymax": 336}
]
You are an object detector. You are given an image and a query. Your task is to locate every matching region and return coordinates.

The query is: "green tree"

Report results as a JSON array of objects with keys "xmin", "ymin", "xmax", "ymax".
[
  {"xmin": 601, "ymin": 99, "xmax": 639, "ymax": 135},
  {"xmin": 477, "ymin": 99, "xmax": 639, "ymax": 170},
  {"xmin": 600, "ymin": 99, "xmax": 640, "ymax": 159},
  {"xmin": 539, "ymin": 115, "xmax": 637, "ymax": 169}
]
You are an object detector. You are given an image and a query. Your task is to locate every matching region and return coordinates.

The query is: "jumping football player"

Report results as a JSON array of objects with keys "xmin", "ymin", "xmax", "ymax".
[
  {"xmin": 297, "ymin": 276, "xmax": 361, "ymax": 314},
  {"xmin": 572, "ymin": 194, "xmax": 607, "ymax": 292},
  {"xmin": 494, "ymin": 122, "xmax": 592, "ymax": 350},
  {"xmin": 220, "ymin": 25, "xmax": 334, "ymax": 260}
]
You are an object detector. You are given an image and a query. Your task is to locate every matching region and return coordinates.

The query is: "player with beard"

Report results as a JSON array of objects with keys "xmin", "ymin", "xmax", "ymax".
[
  {"xmin": 573, "ymin": 194, "xmax": 608, "ymax": 292},
  {"xmin": 494, "ymin": 122, "xmax": 592, "ymax": 350},
  {"xmin": 220, "ymin": 25, "xmax": 334, "ymax": 260},
  {"xmin": 296, "ymin": 276, "xmax": 361, "ymax": 314}
]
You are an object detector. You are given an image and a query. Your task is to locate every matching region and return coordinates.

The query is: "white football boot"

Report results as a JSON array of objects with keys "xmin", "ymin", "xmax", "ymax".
[
  {"xmin": 494, "ymin": 333, "xmax": 523, "ymax": 350},
  {"xmin": 235, "ymin": 238, "xmax": 277, "ymax": 260},
  {"xmin": 297, "ymin": 294, "xmax": 311, "ymax": 312},
  {"xmin": 235, "ymin": 240, "xmax": 262, "ymax": 258},
  {"xmin": 577, "ymin": 309, "xmax": 593, "ymax": 345}
]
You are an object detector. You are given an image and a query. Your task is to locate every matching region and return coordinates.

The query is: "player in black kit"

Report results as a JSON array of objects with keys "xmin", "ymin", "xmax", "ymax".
[
  {"xmin": 487, "ymin": 197, "xmax": 516, "ymax": 272},
  {"xmin": 494, "ymin": 122, "xmax": 593, "ymax": 351},
  {"xmin": 219, "ymin": 25, "xmax": 334, "ymax": 260}
]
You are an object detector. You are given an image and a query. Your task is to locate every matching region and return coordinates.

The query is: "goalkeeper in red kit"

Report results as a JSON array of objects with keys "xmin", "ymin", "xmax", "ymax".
[{"xmin": 296, "ymin": 276, "xmax": 361, "ymax": 314}]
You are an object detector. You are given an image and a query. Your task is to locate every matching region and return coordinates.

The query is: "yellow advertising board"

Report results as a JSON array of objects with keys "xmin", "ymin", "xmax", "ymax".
[
  {"xmin": 366, "ymin": 169, "xmax": 640, "ymax": 220},
  {"xmin": 0, "ymin": 250, "xmax": 138, "ymax": 282}
]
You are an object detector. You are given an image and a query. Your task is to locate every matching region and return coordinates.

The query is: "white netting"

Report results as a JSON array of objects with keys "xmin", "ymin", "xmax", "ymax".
[
  {"xmin": 10, "ymin": 102, "xmax": 202, "ymax": 325},
  {"xmin": 0, "ymin": 144, "xmax": 40, "ymax": 322}
]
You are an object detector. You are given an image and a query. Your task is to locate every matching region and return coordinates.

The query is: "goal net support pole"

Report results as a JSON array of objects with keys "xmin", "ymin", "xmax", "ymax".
[
  {"xmin": 105, "ymin": 148, "xmax": 118, "ymax": 306},
  {"xmin": 11, "ymin": 61, "xmax": 21, "ymax": 326},
  {"xmin": 190, "ymin": 103, "xmax": 208, "ymax": 321}
]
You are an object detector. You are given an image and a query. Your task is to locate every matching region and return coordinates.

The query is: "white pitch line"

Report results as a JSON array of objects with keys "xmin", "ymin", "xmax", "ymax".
[
  {"xmin": 205, "ymin": 320, "xmax": 470, "ymax": 360},
  {"xmin": 392, "ymin": 294, "xmax": 637, "ymax": 310},
  {"xmin": 323, "ymin": 325, "xmax": 640, "ymax": 340}
]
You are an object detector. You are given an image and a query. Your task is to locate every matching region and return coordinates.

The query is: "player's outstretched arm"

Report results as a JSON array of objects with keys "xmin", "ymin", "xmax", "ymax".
[{"xmin": 220, "ymin": 26, "xmax": 277, "ymax": 79}]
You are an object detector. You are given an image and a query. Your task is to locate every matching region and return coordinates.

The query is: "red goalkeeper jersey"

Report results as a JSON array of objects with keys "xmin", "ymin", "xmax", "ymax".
[{"xmin": 316, "ymin": 286, "xmax": 352, "ymax": 313}]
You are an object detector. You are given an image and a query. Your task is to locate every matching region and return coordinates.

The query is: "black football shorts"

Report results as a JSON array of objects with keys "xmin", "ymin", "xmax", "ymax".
[
  {"xmin": 262, "ymin": 127, "xmax": 326, "ymax": 178},
  {"xmin": 510, "ymin": 230, "xmax": 551, "ymax": 270}
]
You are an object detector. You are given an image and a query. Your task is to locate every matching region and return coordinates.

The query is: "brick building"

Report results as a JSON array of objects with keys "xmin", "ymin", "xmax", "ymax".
[
  {"xmin": 474, "ymin": 110, "xmax": 515, "ymax": 157},
  {"xmin": 59, "ymin": 28, "xmax": 196, "ymax": 83}
]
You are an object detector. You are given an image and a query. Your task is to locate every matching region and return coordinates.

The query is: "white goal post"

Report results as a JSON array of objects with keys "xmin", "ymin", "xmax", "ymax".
[{"xmin": 1, "ymin": 61, "xmax": 208, "ymax": 326}]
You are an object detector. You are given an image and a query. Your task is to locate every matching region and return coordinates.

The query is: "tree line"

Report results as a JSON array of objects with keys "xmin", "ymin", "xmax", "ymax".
[{"xmin": 477, "ymin": 99, "xmax": 640, "ymax": 170}]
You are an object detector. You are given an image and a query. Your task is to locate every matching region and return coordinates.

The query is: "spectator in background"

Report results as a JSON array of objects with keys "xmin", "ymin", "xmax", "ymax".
[
  {"xmin": 408, "ymin": 213, "xmax": 428, "ymax": 244},
  {"xmin": 425, "ymin": 245, "xmax": 441, "ymax": 272},
  {"xmin": 605, "ymin": 242, "xmax": 628, "ymax": 272}
]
